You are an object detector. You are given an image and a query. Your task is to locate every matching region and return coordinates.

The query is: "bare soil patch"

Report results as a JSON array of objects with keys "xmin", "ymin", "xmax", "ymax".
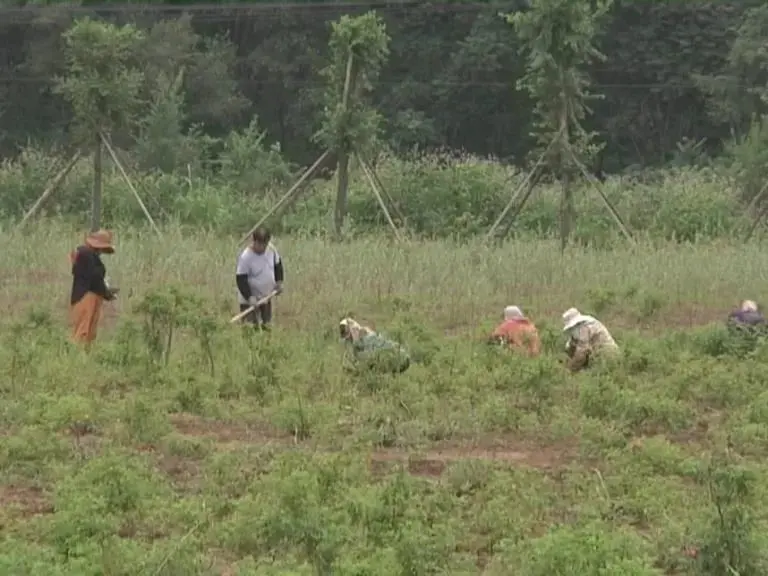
[
  {"xmin": 170, "ymin": 413, "xmax": 577, "ymax": 478},
  {"xmin": 169, "ymin": 412, "xmax": 290, "ymax": 444},
  {"xmin": 0, "ymin": 484, "xmax": 53, "ymax": 517},
  {"xmin": 157, "ymin": 453, "xmax": 202, "ymax": 487},
  {"xmin": 370, "ymin": 436, "xmax": 577, "ymax": 477}
]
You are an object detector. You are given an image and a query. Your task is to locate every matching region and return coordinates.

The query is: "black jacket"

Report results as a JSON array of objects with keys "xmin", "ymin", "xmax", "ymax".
[{"xmin": 70, "ymin": 246, "xmax": 113, "ymax": 305}]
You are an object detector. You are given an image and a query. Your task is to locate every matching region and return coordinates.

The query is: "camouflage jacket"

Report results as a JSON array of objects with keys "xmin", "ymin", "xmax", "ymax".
[
  {"xmin": 566, "ymin": 320, "xmax": 619, "ymax": 371},
  {"xmin": 350, "ymin": 332, "xmax": 411, "ymax": 372},
  {"xmin": 727, "ymin": 309, "xmax": 766, "ymax": 328}
]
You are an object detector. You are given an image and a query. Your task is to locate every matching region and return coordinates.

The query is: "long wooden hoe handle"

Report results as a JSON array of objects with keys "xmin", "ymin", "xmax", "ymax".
[{"xmin": 229, "ymin": 290, "xmax": 278, "ymax": 324}]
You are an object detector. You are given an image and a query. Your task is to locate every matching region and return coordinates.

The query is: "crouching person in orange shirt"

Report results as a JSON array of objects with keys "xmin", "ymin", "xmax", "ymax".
[{"xmin": 488, "ymin": 305, "xmax": 541, "ymax": 357}]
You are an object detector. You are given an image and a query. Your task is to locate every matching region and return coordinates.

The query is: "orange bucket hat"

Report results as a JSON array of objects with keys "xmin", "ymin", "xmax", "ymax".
[{"xmin": 84, "ymin": 229, "xmax": 115, "ymax": 253}]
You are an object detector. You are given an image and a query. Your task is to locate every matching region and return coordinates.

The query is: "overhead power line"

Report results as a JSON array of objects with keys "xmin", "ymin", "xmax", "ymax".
[
  {"xmin": 0, "ymin": 76, "xmax": 751, "ymax": 90},
  {"xmin": 0, "ymin": 1, "xmax": 491, "ymax": 20}
]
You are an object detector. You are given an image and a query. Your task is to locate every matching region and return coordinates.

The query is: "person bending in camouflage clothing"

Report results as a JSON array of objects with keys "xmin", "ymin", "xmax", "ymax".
[
  {"xmin": 562, "ymin": 307, "xmax": 619, "ymax": 372},
  {"xmin": 339, "ymin": 317, "xmax": 411, "ymax": 374}
]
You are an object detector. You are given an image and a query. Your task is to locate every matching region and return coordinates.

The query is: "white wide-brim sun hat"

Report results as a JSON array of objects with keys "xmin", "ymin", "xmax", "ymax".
[
  {"xmin": 504, "ymin": 305, "xmax": 523, "ymax": 320},
  {"xmin": 562, "ymin": 307, "xmax": 594, "ymax": 332},
  {"xmin": 340, "ymin": 317, "xmax": 371, "ymax": 340}
]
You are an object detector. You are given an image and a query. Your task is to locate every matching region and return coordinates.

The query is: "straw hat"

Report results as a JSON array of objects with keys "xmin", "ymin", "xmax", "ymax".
[
  {"xmin": 85, "ymin": 229, "xmax": 115, "ymax": 253},
  {"xmin": 339, "ymin": 317, "xmax": 370, "ymax": 341},
  {"xmin": 562, "ymin": 307, "xmax": 594, "ymax": 332},
  {"xmin": 504, "ymin": 305, "xmax": 524, "ymax": 320}
]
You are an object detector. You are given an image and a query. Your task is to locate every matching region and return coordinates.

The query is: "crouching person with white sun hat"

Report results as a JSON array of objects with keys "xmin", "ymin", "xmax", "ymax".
[
  {"xmin": 339, "ymin": 317, "xmax": 411, "ymax": 374},
  {"xmin": 562, "ymin": 307, "xmax": 619, "ymax": 372}
]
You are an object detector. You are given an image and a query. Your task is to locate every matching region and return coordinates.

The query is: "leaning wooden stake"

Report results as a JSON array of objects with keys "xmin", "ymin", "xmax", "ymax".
[
  {"xmin": 91, "ymin": 133, "xmax": 102, "ymax": 232},
  {"xmin": 497, "ymin": 169, "xmax": 544, "ymax": 241},
  {"xmin": 743, "ymin": 181, "xmax": 768, "ymax": 242},
  {"xmin": 356, "ymin": 152, "xmax": 403, "ymax": 242},
  {"xmin": 100, "ymin": 133, "xmax": 163, "ymax": 237},
  {"xmin": 334, "ymin": 52, "xmax": 356, "ymax": 239},
  {"xmin": 18, "ymin": 151, "xmax": 81, "ymax": 228},
  {"xmin": 485, "ymin": 135, "xmax": 557, "ymax": 242},
  {"xmin": 565, "ymin": 144, "xmax": 634, "ymax": 245},
  {"xmin": 358, "ymin": 152, "xmax": 406, "ymax": 223},
  {"xmin": 745, "ymin": 180, "xmax": 768, "ymax": 217},
  {"xmin": 240, "ymin": 150, "xmax": 331, "ymax": 245},
  {"xmin": 744, "ymin": 201, "xmax": 768, "ymax": 242}
]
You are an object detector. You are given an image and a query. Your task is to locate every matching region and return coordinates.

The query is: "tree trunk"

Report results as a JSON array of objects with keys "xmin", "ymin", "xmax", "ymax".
[
  {"xmin": 334, "ymin": 152, "xmax": 349, "ymax": 239},
  {"xmin": 333, "ymin": 52, "xmax": 356, "ymax": 240},
  {"xmin": 91, "ymin": 133, "xmax": 102, "ymax": 232},
  {"xmin": 559, "ymin": 170, "xmax": 573, "ymax": 253},
  {"xmin": 558, "ymin": 97, "xmax": 574, "ymax": 253}
]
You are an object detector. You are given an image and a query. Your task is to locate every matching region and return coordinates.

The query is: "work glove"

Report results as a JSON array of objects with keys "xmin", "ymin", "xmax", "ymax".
[{"xmin": 275, "ymin": 282, "xmax": 283, "ymax": 295}]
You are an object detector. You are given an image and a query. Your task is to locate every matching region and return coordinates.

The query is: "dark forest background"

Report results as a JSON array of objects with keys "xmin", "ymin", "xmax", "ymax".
[
  {"xmin": 1, "ymin": 0, "xmax": 767, "ymax": 241},
  {"xmin": 0, "ymin": 0, "xmax": 764, "ymax": 172}
]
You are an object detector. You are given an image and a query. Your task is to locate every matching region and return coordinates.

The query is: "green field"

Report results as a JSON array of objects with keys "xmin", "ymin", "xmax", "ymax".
[{"xmin": 1, "ymin": 223, "xmax": 767, "ymax": 575}]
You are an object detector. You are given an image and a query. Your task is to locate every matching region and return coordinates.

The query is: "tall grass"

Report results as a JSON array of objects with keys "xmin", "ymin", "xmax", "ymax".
[
  {"xmin": 0, "ymin": 146, "xmax": 750, "ymax": 242},
  {"xmin": 2, "ymin": 221, "xmax": 764, "ymax": 332}
]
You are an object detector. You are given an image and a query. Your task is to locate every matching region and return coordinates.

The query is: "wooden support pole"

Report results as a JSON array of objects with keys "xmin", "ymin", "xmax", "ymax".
[
  {"xmin": 100, "ymin": 133, "xmax": 162, "ymax": 237},
  {"xmin": 565, "ymin": 144, "xmax": 635, "ymax": 245},
  {"xmin": 358, "ymin": 152, "xmax": 405, "ymax": 223},
  {"xmin": 741, "ymin": 178, "xmax": 768, "ymax": 242},
  {"xmin": 110, "ymin": 140, "xmax": 170, "ymax": 220},
  {"xmin": 356, "ymin": 151, "xmax": 403, "ymax": 242},
  {"xmin": 497, "ymin": 169, "xmax": 544, "ymax": 241},
  {"xmin": 240, "ymin": 150, "xmax": 330, "ymax": 245},
  {"xmin": 558, "ymin": 106, "xmax": 574, "ymax": 253},
  {"xmin": 744, "ymin": 200, "xmax": 768, "ymax": 242},
  {"xmin": 745, "ymin": 180, "xmax": 768, "ymax": 217},
  {"xmin": 334, "ymin": 52, "xmax": 356, "ymax": 239},
  {"xmin": 18, "ymin": 151, "xmax": 81, "ymax": 228},
  {"xmin": 484, "ymin": 135, "xmax": 557, "ymax": 242},
  {"xmin": 743, "ymin": 180, "xmax": 768, "ymax": 242},
  {"xmin": 91, "ymin": 133, "xmax": 102, "ymax": 232}
]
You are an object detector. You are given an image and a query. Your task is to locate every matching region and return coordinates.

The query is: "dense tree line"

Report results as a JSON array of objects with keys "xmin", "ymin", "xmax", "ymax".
[{"xmin": 0, "ymin": 0, "xmax": 766, "ymax": 174}]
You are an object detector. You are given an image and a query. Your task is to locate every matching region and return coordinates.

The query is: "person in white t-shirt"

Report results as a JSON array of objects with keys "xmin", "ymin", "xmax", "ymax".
[{"xmin": 235, "ymin": 227, "xmax": 284, "ymax": 329}]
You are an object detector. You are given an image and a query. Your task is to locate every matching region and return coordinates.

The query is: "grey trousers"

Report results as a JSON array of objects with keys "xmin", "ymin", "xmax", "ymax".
[{"xmin": 239, "ymin": 301, "xmax": 273, "ymax": 327}]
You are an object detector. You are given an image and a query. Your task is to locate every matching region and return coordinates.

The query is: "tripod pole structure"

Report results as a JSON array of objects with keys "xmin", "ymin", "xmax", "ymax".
[
  {"xmin": 358, "ymin": 152, "xmax": 405, "ymax": 223},
  {"xmin": 497, "ymin": 169, "xmax": 544, "ymax": 241},
  {"xmin": 743, "ymin": 180, "xmax": 768, "ymax": 242},
  {"xmin": 565, "ymin": 144, "xmax": 634, "ymax": 244},
  {"xmin": 744, "ymin": 199, "xmax": 768, "ymax": 242},
  {"xmin": 100, "ymin": 133, "xmax": 162, "ymax": 237},
  {"xmin": 745, "ymin": 180, "xmax": 768, "ymax": 216},
  {"xmin": 240, "ymin": 150, "xmax": 330, "ymax": 245},
  {"xmin": 91, "ymin": 133, "xmax": 102, "ymax": 232},
  {"xmin": 484, "ymin": 134, "xmax": 558, "ymax": 242},
  {"xmin": 356, "ymin": 151, "xmax": 403, "ymax": 242},
  {"xmin": 18, "ymin": 151, "xmax": 81, "ymax": 228}
]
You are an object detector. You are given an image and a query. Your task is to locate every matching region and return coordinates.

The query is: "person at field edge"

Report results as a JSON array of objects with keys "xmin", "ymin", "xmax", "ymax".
[
  {"xmin": 488, "ymin": 305, "xmax": 541, "ymax": 357},
  {"xmin": 235, "ymin": 227, "xmax": 284, "ymax": 330},
  {"xmin": 339, "ymin": 317, "xmax": 411, "ymax": 373},
  {"xmin": 727, "ymin": 300, "xmax": 766, "ymax": 331},
  {"xmin": 562, "ymin": 307, "xmax": 618, "ymax": 372},
  {"xmin": 69, "ymin": 229, "xmax": 119, "ymax": 346}
]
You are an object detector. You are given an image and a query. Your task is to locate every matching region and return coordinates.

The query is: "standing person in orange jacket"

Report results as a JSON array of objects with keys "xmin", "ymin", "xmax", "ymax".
[
  {"xmin": 69, "ymin": 229, "xmax": 118, "ymax": 346},
  {"xmin": 488, "ymin": 305, "xmax": 541, "ymax": 357}
]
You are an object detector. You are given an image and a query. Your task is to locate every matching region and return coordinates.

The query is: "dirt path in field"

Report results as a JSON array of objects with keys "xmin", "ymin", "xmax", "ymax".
[
  {"xmin": 168, "ymin": 413, "xmax": 575, "ymax": 477},
  {"xmin": 367, "ymin": 442, "xmax": 573, "ymax": 477},
  {"xmin": 0, "ymin": 415, "xmax": 571, "ymax": 522},
  {"xmin": 0, "ymin": 484, "xmax": 54, "ymax": 519}
]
